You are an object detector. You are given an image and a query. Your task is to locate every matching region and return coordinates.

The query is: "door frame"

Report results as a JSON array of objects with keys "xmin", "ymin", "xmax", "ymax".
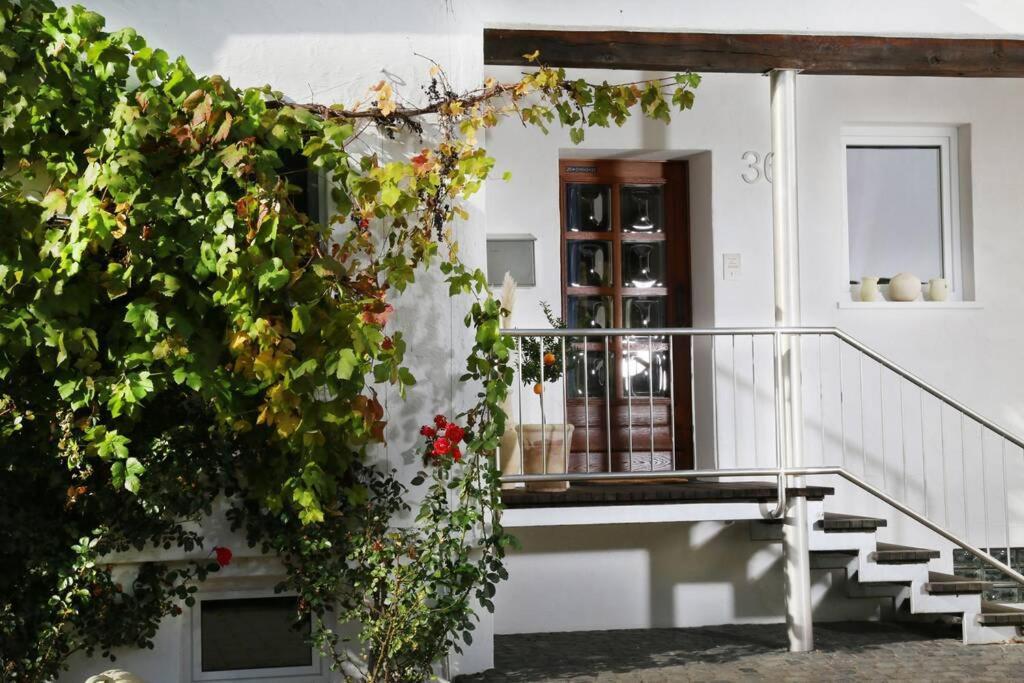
[{"xmin": 558, "ymin": 158, "xmax": 694, "ymax": 471}]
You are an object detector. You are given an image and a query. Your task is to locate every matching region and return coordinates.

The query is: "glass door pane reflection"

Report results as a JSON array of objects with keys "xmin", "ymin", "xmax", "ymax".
[
  {"xmin": 624, "ymin": 297, "xmax": 665, "ymax": 330},
  {"xmin": 567, "ymin": 241, "xmax": 612, "ymax": 287},
  {"xmin": 623, "ymin": 242, "xmax": 665, "ymax": 288},
  {"xmin": 567, "ymin": 296, "xmax": 612, "ymax": 329},
  {"xmin": 567, "ymin": 347, "xmax": 610, "ymax": 398},
  {"xmin": 566, "ymin": 183, "xmax": 611, "ymax": 232},
  {"xmin": 620, "ymin": 185, "xmax": 664, "ymax": 233},
  {"xmin": 622, "ymin": 347, "xmax": 669, "ymax": 398}
]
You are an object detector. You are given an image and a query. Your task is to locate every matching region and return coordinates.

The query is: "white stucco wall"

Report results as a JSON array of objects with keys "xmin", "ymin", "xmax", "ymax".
[{"xmin": 48, "ymin": 0, "xmax": 1024, "ymax": 678}]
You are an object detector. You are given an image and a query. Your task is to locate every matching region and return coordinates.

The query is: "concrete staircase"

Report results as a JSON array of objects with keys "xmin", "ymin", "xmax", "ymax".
[{"xmin": 753, "ymin": 503, "xmax": 1024, "ymax": 644}]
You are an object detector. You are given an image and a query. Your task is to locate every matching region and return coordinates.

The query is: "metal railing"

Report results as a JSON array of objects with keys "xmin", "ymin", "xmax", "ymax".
[{"xmin": 500, "ymin": 325, "xmax": 1024, "ymax": 591}]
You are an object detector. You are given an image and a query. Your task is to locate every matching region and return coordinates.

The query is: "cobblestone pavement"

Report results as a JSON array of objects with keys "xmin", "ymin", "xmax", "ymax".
[{"xmin": 455, "ymin": 621, "xmax": 1024, "ymax": 682}]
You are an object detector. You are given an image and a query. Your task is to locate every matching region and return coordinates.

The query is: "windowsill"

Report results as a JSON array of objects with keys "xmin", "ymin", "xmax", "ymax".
[{"xmin": 837, "ymin": 300, "xmax": 982, "ymax": 310}]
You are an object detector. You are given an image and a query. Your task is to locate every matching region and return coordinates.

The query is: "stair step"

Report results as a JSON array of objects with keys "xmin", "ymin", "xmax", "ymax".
[
  {"xmin": 924, "ymin": 571, "xmax": 992, "ymax": 595},
  {"xmin": 871, "ymin": 542, "xmax": 941, "ymax": 564},
  {"xmin": 977, "ymin": 600, "xmax": 1024, "ymax": 626},
  {"xmin": 819, "ymin": 512, "xmax": 887, "ymax": 533}
]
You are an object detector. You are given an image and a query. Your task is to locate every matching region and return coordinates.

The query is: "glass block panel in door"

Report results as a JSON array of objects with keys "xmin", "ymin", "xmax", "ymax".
[
  {"xmin": 620, "ymin": 185, "xmax": 664, "ymax": 233},
  {"xmin": 567, "ymin": 240, "xmax": 613, "ymax": 287},
  {"xmin": 623, "ymin": 297, "xmax": 666, "ymax": 330},
  {"xmin": 566, "ymin": 183, "xmax": 611, "ymax": 232},
  {"xmin": 622, "ymin": 344, "xmax": 669, "ymax": 397},
  {"xmin": 623, "ymin": 242, "xmax": 665, "ymax": 287},
  {"xmin": 567, "ymin": 345, "xmax": 610, "ymax": 398},
  {"xmin": 566, "ymin": 295, "xmax": 612, "ymax": 329}
]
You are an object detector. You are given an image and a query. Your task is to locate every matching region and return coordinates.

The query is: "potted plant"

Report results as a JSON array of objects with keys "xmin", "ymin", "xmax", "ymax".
[{"xmin": 515, "ymin": 302, "xmax": 574, "ymax": 491}]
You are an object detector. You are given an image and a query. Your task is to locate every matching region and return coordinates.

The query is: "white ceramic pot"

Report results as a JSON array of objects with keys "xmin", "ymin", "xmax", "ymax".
[
  {"xmin": 888, "ymin": 272, "xmax": 922, "ymax": 302},
  {"xmin": 859, "ymin": 277, "xmax": 883, "ymax": 302},
  {"xmin": 85, "ymin": 671, "xmax": 147, "ymax": 683},
  {"xmin": 928, "ymin": 277, "xmax": 949, "ymax": 302},
  {"xmin": 515, "ymin": 423, "xmax": 575, "ymax": 491}
]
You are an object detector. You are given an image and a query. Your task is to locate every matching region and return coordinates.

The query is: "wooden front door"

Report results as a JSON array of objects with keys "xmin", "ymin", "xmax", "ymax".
[{"xmin": 559, "ymin": 159, "xmax": 693, "ymax": 472}]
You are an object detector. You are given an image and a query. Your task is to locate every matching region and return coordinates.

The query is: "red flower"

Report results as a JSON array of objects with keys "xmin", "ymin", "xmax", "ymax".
[
  {"xmin": 420, "ymin": 425, "xmax": 436, "ymax": 438},
  {"xmin": 444, "ymin": 423, "xmax": 465, "ymax": 443},
  {"xmin": 433, "ymin": 437, "xmax": 451, "ymax": 456},
  {"xmin": 433, "ymin": 414, "xmax": 448, "ymax": 428},
  {"xmin": 381, "ymin": 337, "xmax": 394, "ymax": 350},
  {"xmin": 213, "ymin": 546, "xmax": 232, "ymax": 567},
  {"xmin": 452, "ymin": 446, "xmax": 462, "ymax": 462}
]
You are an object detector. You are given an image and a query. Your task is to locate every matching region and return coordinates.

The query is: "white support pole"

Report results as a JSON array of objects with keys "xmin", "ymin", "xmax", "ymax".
[{"xmin": 770, "ymin": 68, "xmax": 814, "ymax": 653}]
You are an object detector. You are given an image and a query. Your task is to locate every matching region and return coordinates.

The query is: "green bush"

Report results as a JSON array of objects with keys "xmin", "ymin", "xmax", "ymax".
[{"xmin": 0, "ymin": 1, "xmax": 698, "ymax": 679}]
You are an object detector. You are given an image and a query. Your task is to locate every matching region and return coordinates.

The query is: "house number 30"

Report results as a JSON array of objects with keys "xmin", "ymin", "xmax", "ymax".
[{"xmin": 741, "ymin": 151, "xmax": 774, "ymax": 184}]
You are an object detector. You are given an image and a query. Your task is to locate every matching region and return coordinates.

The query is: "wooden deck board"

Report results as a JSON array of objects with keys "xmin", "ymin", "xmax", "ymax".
[{"xmin": 501, "ymin": 479, "xmax": 834, "ymax": 509}]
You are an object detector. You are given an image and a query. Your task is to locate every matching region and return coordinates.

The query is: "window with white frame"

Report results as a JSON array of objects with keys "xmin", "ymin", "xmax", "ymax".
[
  {"xmin": 191, "ymin": 592, "xmax": 325, "ymax": 682},
  {"xmin": 842, "ymin": 125, "xmax": 968, "ymax": 300}
]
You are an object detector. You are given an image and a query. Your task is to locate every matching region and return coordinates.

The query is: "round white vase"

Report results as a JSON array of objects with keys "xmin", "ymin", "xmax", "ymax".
[
  {"xmin": 860, "ymin": 277, "xmax": 883, "ymax": 302},
  {"xmin": 928, "ymin": 277, "xmax": 949, "ymax": 302},
  {"xmin": 888, "ymin": 273, "xmax": 921, "ymax": 302}
]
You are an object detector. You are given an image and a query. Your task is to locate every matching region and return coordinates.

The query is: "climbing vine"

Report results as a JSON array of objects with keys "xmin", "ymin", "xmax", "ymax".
[{"xmin": 0, "ymin": 1, "xmax": 699, "ymax": 680}]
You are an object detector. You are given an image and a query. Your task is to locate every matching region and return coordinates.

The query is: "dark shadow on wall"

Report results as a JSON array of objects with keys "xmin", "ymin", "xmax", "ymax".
[{"xmin": 499, "ymin": 520, "xmax": 887, "ymax": 636}]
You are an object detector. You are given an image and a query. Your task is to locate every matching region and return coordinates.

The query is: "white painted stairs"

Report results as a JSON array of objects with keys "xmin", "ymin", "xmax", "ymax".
[{"xmin": 752, "ymin": 502, "xmax": 1024, "ymax": 644}]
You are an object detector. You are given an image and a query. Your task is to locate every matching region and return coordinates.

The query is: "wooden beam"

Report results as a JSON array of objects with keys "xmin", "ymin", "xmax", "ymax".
[{"xmin": 484, "ymin": 28, "xmax": 1024, "ymax": 77}]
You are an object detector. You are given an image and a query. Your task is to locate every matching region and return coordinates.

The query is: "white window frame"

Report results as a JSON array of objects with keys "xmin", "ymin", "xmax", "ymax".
[
  {"xmin": 840, "ymin": 124, "xmax": 964, "ymax": 300},
  {"xmin": 190, "ymin": 589, "xmax": 327, "ymax": 683}
]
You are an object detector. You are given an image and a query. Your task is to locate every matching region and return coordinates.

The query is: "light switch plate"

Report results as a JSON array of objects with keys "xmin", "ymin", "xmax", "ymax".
[{"xmin": 723, "ymin": 253, "xmax": 742, "ymax": 281}]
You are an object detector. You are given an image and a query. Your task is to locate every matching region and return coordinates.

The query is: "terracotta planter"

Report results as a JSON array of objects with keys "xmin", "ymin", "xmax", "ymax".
[{"xmin": 515, "ymin": 424, "xmax": 575, "ymax": 491}]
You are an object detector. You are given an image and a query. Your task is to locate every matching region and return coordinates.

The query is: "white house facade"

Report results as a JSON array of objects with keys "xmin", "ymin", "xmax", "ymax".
[{"xmin": 57, "ymin": 1, "xmax": 1024, "ymax": 680}]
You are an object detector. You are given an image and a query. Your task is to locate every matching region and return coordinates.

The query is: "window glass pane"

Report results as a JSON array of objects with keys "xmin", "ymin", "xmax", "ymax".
[
  {"xmin": 846, "ymin": 146, "xmax": 944, "ymax": 282},
  {"xmin": 201, "ymin": 597, "xmax": 311, "ymax": 672}
]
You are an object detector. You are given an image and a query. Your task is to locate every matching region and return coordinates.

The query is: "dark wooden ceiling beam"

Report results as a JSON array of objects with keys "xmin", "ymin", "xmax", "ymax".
[{"xmin": 484, "ymin": 28, "xmax": 1024, "ymax": 77}]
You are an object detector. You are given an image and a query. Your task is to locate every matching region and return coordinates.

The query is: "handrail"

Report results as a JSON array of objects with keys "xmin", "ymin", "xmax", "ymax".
[
  {"xmin": 500, "ymin": 325, "xmax": 1024, "ymax": 449},
  {"xmin": 499, "ymin": 323, "xmax": 1024, "ymax": 587},
  {"xmin": 828, "ymin": 328, "xmax": 1024, "ymax": 451},
  {"xmin": 502, "ymin": 466, "xmax": 1024, "ymax": 589},
  {"xmin": 501, "ymin": 326, "xmax": 834, "ymax": 337}
]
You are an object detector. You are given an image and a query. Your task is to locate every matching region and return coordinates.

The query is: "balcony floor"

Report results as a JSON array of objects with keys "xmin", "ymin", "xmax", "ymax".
[{"xmin": 501, "ymin": 479, "xmax": 834, "ymax": 509}]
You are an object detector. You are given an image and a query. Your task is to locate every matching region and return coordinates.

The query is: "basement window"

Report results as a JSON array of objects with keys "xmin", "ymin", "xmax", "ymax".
[
  {"xmin": 842, "ymin": 125, "xmax": 971, "ymax": 301},
  {"xmin": 191, "ymin": 593, "xmax": 323, "ymax": 681}
]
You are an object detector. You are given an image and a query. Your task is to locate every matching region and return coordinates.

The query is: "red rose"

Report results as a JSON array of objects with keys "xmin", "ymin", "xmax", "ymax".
[
  {"xmin": 382, "ymin": 337, "xmax": 394, "ymax": 350},
  {"xmin": 433, "ymin": 414, "xmax": 447, "ymax": 428},
  {"xmin": 213, "ymin": 546, "xmax": 232, "ymax": 567},
  {"xmin": 433, "ymin": 437, "xmax": 451, "ymax": 456},
  {"xmin": 452, "ymin": 446, "xmax": 462, "ymax": 462},
  {"xmin": 444, "ymin": 423, "xmax": 464, "ymax": 443},
  {"xmin": 420, "ymin": 425, "xmax": 436, "ymax": 438}
]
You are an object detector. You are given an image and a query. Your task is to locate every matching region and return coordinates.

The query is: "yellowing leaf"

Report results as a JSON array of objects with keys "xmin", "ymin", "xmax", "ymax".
[
  {"xmin": 373, "ymin": 81, "xmax": 396, "ymax": 117},
  {"xmin": 523, "ymin": 49, "xmax": 540, "ymax": 63}
]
